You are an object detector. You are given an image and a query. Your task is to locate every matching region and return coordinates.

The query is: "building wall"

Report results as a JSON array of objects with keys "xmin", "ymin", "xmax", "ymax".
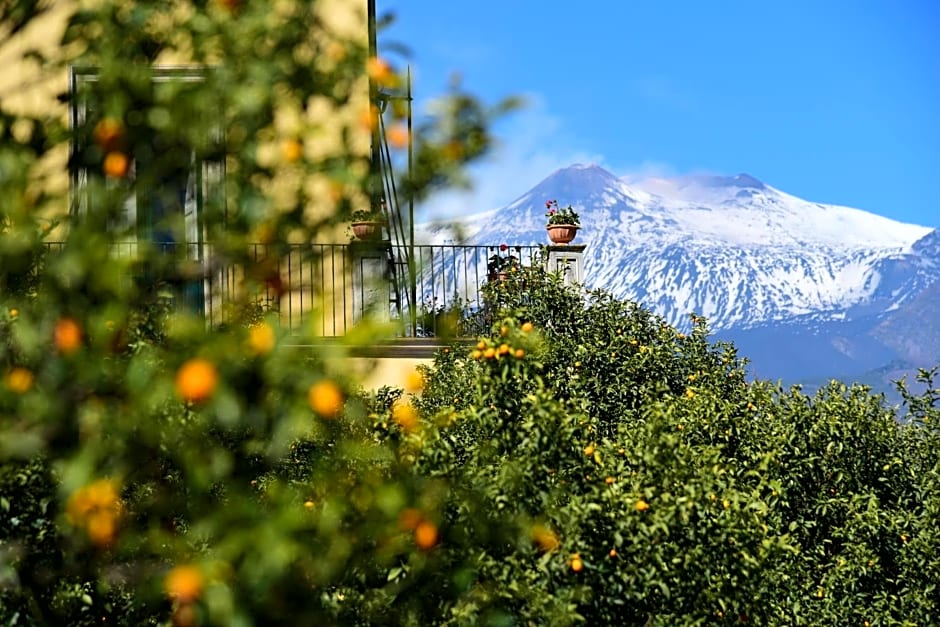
[
  {"xmin": 1, "ymin": 2, "xmax": 437, "ymax": 391},
  {"xmin": 354, "ymin": 356, "xmax": 432, "ymax": 393},
  {"xmin": 2, "ymin": 0, "xmax": 370, "ymax": 220}
]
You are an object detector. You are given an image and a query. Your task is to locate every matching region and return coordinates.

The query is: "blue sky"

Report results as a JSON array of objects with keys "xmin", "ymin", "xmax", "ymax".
[{"xmin": 379, "ymin": 1, "xmax": 939, "ymax": 227}]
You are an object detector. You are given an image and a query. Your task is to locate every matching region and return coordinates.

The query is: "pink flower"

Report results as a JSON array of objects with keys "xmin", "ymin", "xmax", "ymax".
[{"xmin": 500, "ymin": 243, "xmax": 508, "ymax": 251}]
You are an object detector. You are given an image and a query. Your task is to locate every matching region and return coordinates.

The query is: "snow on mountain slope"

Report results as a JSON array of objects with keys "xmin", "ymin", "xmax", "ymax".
[
  {"xmin": 417, "ymin": 163, "xmax": 936, "ymax": 332},
  {"xmin": 624, "ymin": 172, "xmax": 926, "ymax": 248}
]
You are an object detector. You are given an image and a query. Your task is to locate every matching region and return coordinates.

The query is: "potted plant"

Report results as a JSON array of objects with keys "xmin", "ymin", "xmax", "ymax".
[
  {"xmin": 487, "ymin": 245, "xmax": 520, "ymax": 282},
  {"xmin": 545, "ymin": 199, "xmax": 580, "ymax": 244},
  {"xmin": 350, "ymin": 209, "xmax": 386, "ymax": 241}
]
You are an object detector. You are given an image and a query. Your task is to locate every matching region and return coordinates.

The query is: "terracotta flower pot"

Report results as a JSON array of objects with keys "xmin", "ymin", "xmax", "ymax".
[
  {"xmin": 351, "ymin": 221, "xmax": 385, "ymax": 241},
  {"xmin": 546, "ymin": 224, "xmax": 579, "ymax": 244}
]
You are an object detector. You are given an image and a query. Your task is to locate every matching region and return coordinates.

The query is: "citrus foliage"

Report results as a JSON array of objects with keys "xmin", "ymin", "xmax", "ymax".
[
  {"xmin": 1, "ymin": 0, "xmax": 506, "ymax": 624},
  {"xmin": 413, "ymin": 263, "xmax": 940, "ymax": 624}
]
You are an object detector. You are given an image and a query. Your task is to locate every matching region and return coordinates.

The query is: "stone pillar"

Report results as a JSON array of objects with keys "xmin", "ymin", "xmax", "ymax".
[
  {"xmin": 546, "ymin": 244, "xmax": 586, "ymax": 287},
  {"xmin": 350, "ymin": 242, "xmax": 392, "ymax": 324}
]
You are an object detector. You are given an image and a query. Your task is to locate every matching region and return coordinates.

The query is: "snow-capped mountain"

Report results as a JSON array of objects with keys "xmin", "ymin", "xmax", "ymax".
[{"xmin": 421, "ymin": 164, "xmax": 936, "ymax": 337}]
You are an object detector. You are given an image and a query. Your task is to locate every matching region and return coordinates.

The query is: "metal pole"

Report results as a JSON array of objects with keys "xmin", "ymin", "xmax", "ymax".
[
  {"xmin": 407, "ymin": 67, "xmax": 417, "ymax": 336},
  {"xmin": 367, "ymin": 0, "xmax": 382, "ymax": 215}
]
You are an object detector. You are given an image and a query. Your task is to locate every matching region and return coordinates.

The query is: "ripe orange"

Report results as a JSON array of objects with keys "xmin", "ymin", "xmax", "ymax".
[
  {"xmin": 471, "ymin": 349, "xmax": 482, "ymax": 360},
  {"xmin": 54, "ymin": 317, "xmax": 83, "ymax": 354},
  {"xmin": 175, "ymin": 358, "xmax": 219, "ymax": 403},
  {"xmin": 247, "ymin": 322, "xmax": 275, "ymax": 355},
  {"xmin": 635, "ymin": 499, "xmax": 649, "ymax": 512},
  {"xmin": 366, "ymin": 56, "xmax": 396, "ymax": 87},
  {"xmin": 308, "ymin": 379, "xmax": 343, "ymax": 419},
  {"xmin": 583, "ymin": 445, "xmax": 594, "ymax": 457},
  {"xmin": 93, "ymin": 118, "xmax": 124, "ymax": 151},
  {"xmin": 4, "ymin": 368, "xmax": 34, "ymax": 393},
  {"xmin": 514, "ymin": 348, "xmax": 525, "ymax": 359},
  {"xmin": 164, "ymin": 565, "xmax": 204, "ymax": 603},
  {"xmin": 476, "ymin": 340, "xmax": 486, "ymax": 350},
  {"xmin": 483, "ymin": 347, "xmax": 496, "ymax": 359},
  {"xmin": 103, "ymin": 151, "xmax": 130, "ymax": 178},
  {"xmin": 605, "ymin": 476, "xmax": 615, "ymax": 485},
  {"xmin": 66, "ymin": 478, "xmax": 122, "ymax": 546},
  {"xmin": 500, "ymin": 326, "xmax": 508, "ymax": 337},
  {"xmin": 9, "ymin": 308, "xmax": 18, "ymax": 317},
  {"xmin": 358, "ymin": 104, "xmax": 379, "ymax": 131},
  {"xmin": 86, "ymin": 511, "xmax": 118, "ymax": 547},
  {"xmin": 609, "ymin": 548, "xmax": 617, "ymax": 558},
  {"xmin": 66, "ymin": 479, "xmax": 120, "ymax": 521},
  {"xmin": 498, "ymin": 343, "xmax": 510, "ymax": 355},
  {"xmin": 281, "ymin": 138, "xmax": 303, "ymax": 163},
  {"xmin": 521, "ymin": 322, "xmax": 534, "ymax": 333},
  {"xmin": 303, "ymin": 500, "xmax": 315, "ymax": 510},
  {"xmin": 392, "ymin": 401, "xmax": 419, "ymax": 432},
  {"xmin": 414, "ymin": 520, "xmax": 438, "ymax": 550},
  {"xmin": 570, "ymin": 556, "xmax": 583, "ymax": 572},
  {"xmin": 387, "ymin": 123, "xmax": 409, "ymax": 149}
]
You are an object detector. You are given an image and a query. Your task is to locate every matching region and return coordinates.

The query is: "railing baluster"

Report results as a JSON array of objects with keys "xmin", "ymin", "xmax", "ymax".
[
  {"xmin": 338, "ymin": 244, "xmax": 345, "ymax": 336},
  {"xmin": 36, "ymin": 241, "xmax": 541, "ymax": 339}
]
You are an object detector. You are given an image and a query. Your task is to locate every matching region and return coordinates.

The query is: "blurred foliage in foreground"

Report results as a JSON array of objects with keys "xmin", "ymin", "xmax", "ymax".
[{"xmin": 2, "ymin": 1, "xmax": 939, "ymax": 625}]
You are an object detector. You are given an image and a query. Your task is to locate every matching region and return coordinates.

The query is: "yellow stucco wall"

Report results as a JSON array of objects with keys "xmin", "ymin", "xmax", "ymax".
[
  {"xmin": 352, "ymin": 356, "xmax": 432, "ymax": 392},
  {"xmin": 1, "ymin": 0, "xmax": 371, "ymax": 221},
  {"xmin": 2, "ymin": 2, "xmax": 425, "ymax": 391},
  {"xmin": 0, "ymin": 2, "xmax": 75, "ymax": 116}
]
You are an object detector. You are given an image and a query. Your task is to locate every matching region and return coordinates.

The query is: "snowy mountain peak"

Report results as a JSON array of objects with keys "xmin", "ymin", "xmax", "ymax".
[
  {"xmin": 498, "ymin": 164, "xmax": 650, "ymax": 221},
  {"xmin": 423, "ymin": 162, "xmax": 935, "ymax": 332},
  {"xmin": 528, "ymin": 164, "xmax": 634, "ymax": 200},
  {"xmin": 730, "ymin": 173, "xmax": 764, "ymax": 188}
]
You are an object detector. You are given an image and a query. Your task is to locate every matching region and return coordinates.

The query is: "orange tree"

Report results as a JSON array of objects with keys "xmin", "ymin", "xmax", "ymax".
[
  {"xmin": 413, "ymin": 261, "xmax": 940, "ymax": 624},
  {"xmin": 0, "ymin": 0, "xmax": 515, "ymax": 624}
]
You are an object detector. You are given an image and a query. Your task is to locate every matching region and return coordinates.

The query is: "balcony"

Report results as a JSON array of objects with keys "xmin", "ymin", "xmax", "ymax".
[{"xmin": 40, "ymin": 241, "xmax": 585, "ymax": 356}]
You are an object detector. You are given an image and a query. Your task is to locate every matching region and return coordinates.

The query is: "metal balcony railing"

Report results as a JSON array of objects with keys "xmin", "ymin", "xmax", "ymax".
[{"xmin": 39, "ymin": 241, "xmax": 543, "ymax": 338}]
